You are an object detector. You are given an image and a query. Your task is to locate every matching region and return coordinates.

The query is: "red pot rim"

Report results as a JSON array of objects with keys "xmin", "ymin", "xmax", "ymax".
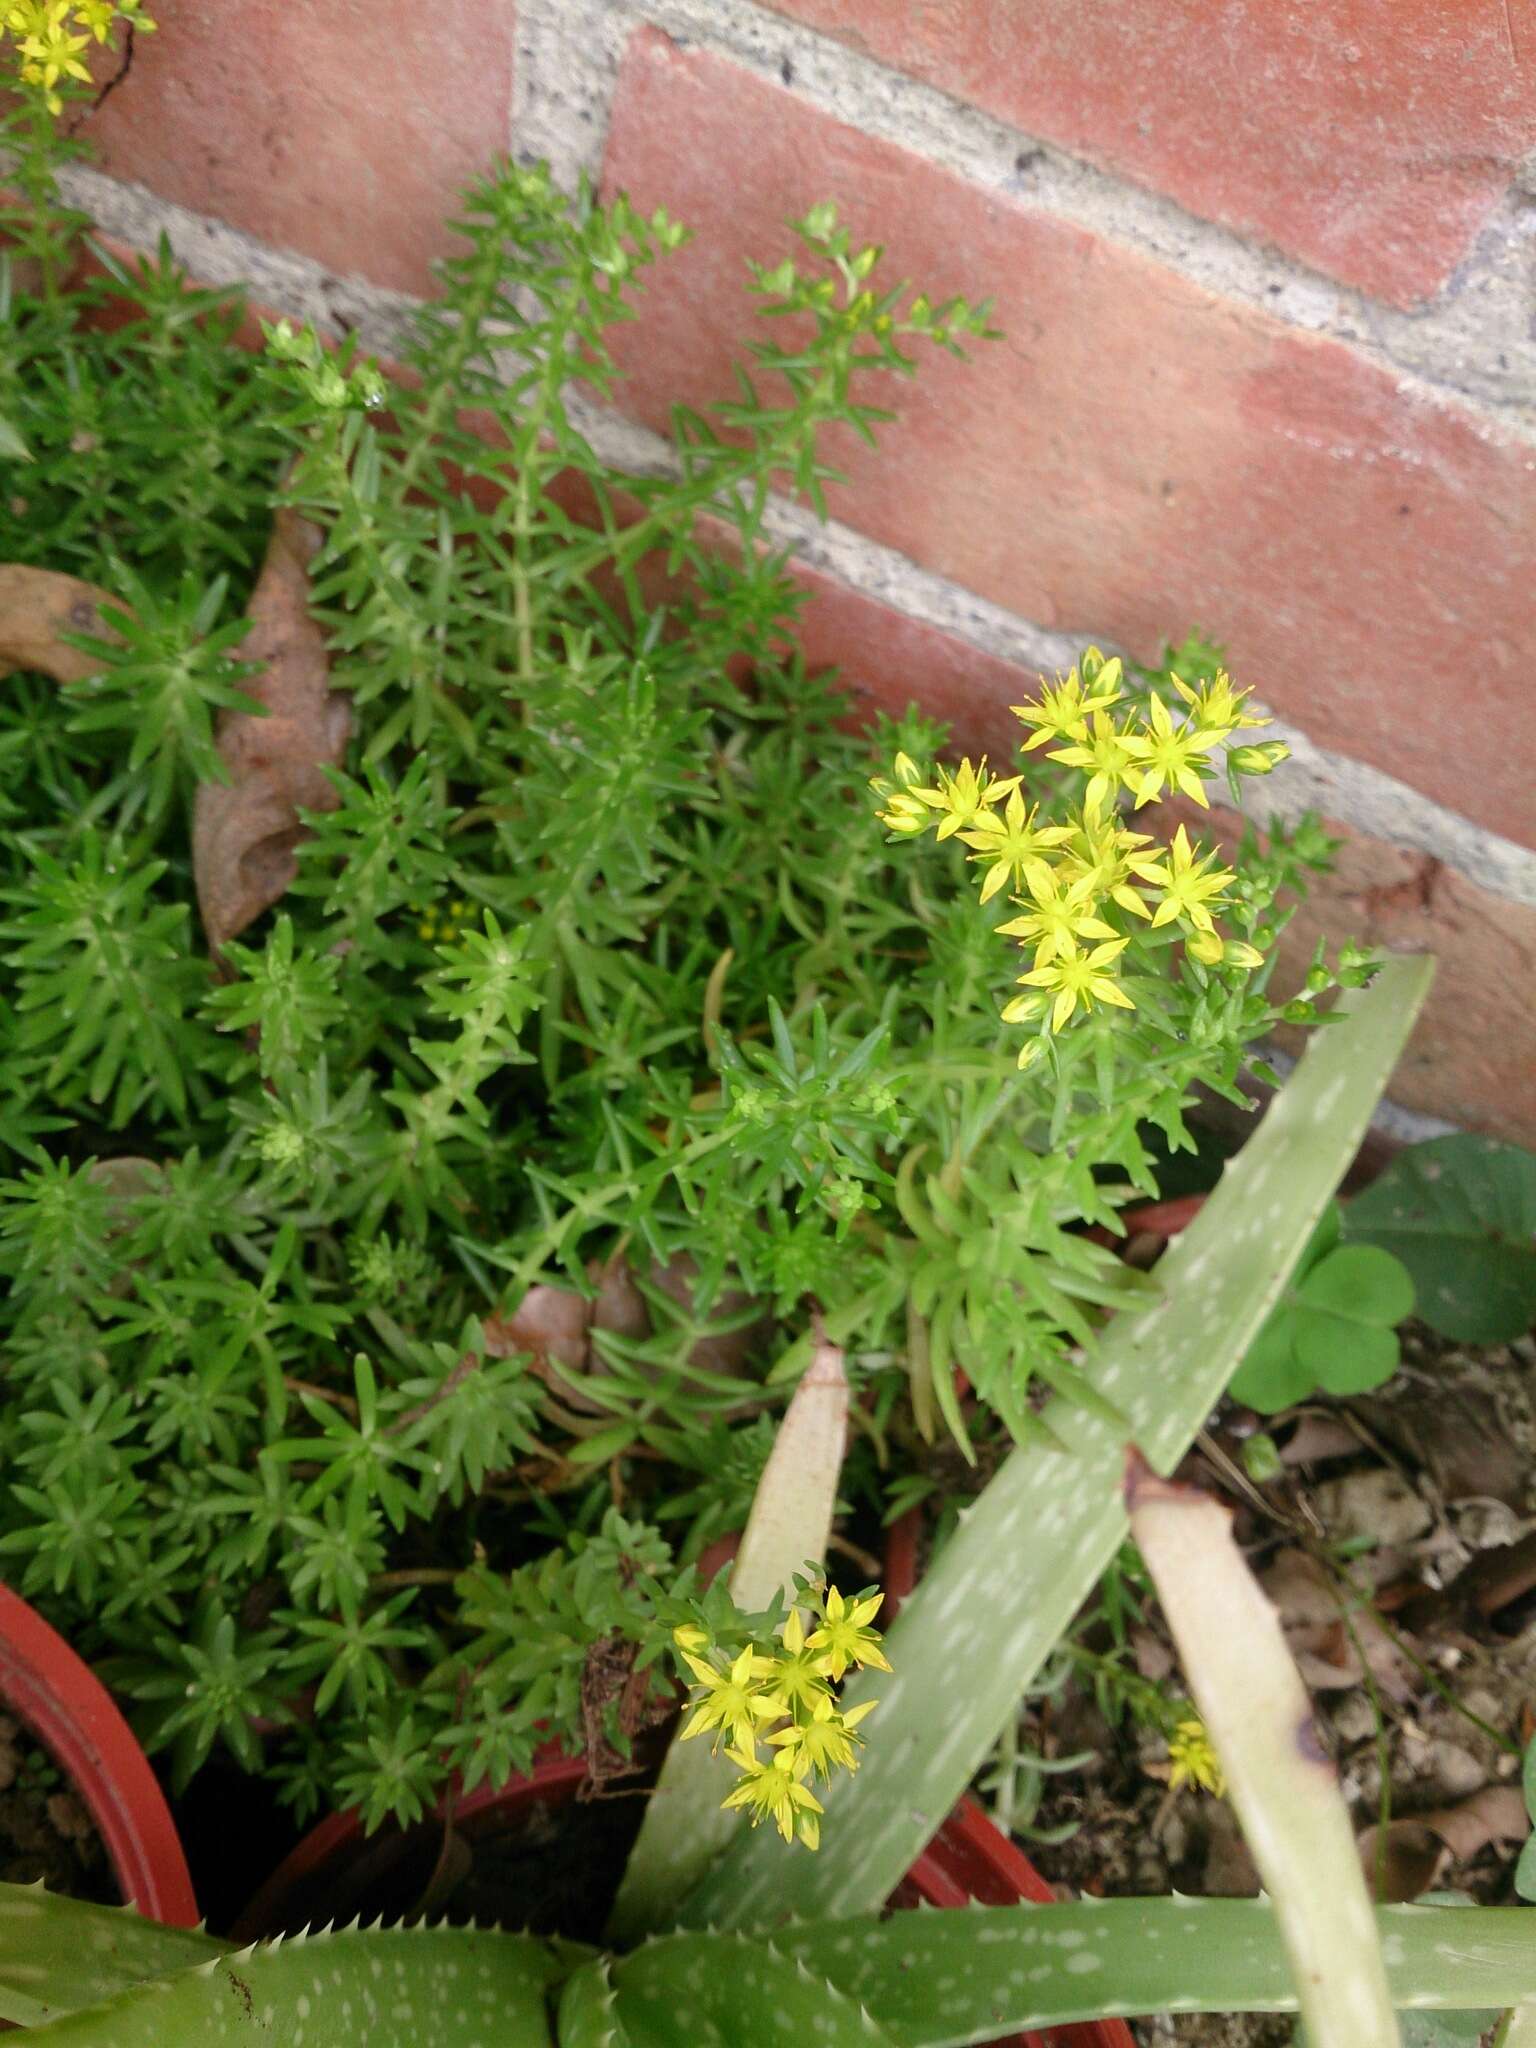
[
  {"xmin": 0, "ymin": 1582, "xmax": 197, "ymax": 1926},
  {"xmin": 882, "ymin": 1525, "xmax": 1133, "ymax": 2048}
]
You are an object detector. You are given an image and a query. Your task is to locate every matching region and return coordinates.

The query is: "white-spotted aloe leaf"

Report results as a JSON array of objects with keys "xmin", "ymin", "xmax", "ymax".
[
  {"xmin": 558, "ymin": 1955, "xmax": 634, "ymax": 2046},
  {"xmin": 0, "ymin": 1913, "xmax": 565, "ymax": 2046},
  {"xmin": 766, "ymin": 1896, "xmax": 1536, "ymax": 2045},
  {"xmin": 606, "ymin": 1337, "xmax": 849, "ymax": 1942},
  {"xmin": 680, "ymin": 955, "xmax": 1434, "ymax": 1928},
  {"xmin": 610, "ymin": 1930, "xmax": 901, "ymax": 2047},
  {"xmin": 0, "ymin": 1882, "xmax": 225, "ymax": 2026}
]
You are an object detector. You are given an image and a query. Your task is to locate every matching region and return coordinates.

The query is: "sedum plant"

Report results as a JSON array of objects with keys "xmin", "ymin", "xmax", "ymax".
[
  {"xmin": 5, "ymin": 964, "xmax": 1535, "ymax": 2045},
  {"xmin": 0, "ymin": 28, "xmax": 1363, "ymax": 1834}
]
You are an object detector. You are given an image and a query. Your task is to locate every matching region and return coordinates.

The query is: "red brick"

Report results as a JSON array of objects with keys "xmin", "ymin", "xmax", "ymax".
[
  {"xmin": 601, "ymin": 30, "xmax": 1536, "ymax": 850},
  {"xmin": 85, "ymin": 1, "xmax": 514, "ymax": 295},
  {"xmin": 1169, "ymin": 800, "xmax": 1536, "ymax": 1148},
  {"xmin": 788, "ymin": 563, "xmax": 1033, "ymax": 757},
  {"xmin": 763, "ymin": 0, "xmax": 1536, "ymax": 307}
]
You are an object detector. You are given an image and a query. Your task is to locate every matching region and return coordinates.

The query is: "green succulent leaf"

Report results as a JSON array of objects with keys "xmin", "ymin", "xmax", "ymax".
[
  {"xmin": 611, "ymin": 1932, "xmax": 901, "ymax": 2048},
  {"xmin": 0, "ymin": 1883, "xmax": 224, "ymax": 2027},
  {"xmin": 2, "ymin": 1917, "xmax": 563, "ymax": 2047},
  {"xmin": 557, "ymin": 1956, "xmax": 633, "ymax": 2047},
  {"xmin": 1344, "ymin": 1135, "xmax": 1536, "ymax": 1344}
]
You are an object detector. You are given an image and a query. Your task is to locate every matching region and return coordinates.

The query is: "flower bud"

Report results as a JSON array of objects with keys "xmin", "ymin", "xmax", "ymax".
[{"xmin": 1229, "ymin": 741, "xmax": 1291, "ymax": 777}]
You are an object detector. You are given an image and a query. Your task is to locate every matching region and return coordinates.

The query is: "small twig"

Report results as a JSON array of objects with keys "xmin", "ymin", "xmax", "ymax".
[
  {"xmin": 1196, "ymin": 1427, "xmax": 1315, "ymax": 1538},
  {"xmin": 385, "ymin": 1348, "xmax": 479, "ymax": 1437},
  {"xmin": 827, "ymin": 1531, "xmax": 883, "ymax": 1579},
  {"xmin": 283, "ymin": 1376, "xmax": 358, "ymax": 1416},
  {"xmin": 368, "ymin": 1568, "xmax": 462, "ymax": 1591},
  {"xmin": 65, "ymin": 22, "xmax": 135, "ymax": 137}
]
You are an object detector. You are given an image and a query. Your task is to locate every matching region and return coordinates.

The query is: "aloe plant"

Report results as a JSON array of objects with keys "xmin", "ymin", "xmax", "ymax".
[
  {"xmin": 2, "ymin": 1883, "xmax": 1533, "ymax": 2045},
  {"xmin": 686, "ymin": 954, "xmax": 1434, "ymax": 1928}
]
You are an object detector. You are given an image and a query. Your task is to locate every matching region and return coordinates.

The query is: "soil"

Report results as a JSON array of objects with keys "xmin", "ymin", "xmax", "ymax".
[
  {"xmin": 242, "ymin": 1782, "xmax": 648, "ymax": 1945},
  {"xmin": 1011, "ymin": 1324, "xmax": 1536, "ymax": 2048},
  {"xmin": 0, "ymin": 1713, "xmax": 118, "ymax": 1905}
]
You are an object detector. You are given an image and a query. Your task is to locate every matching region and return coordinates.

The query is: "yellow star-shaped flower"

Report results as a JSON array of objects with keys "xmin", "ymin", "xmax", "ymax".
[
  {"xmin": 677, "ymin": 1645, "xmax": 778, "ymax": 1757},
  {"xmin": 908, "ymin": 757, "xmax": 1022, "ymax": 842},
  {"xmin": 958, "ymin": 790, "xmax": 1073, "ymax": 903},
  {"xmin": 1017, "ymin": 937, "xmax": 1134, "ymax": 1033},
  {"xmin": 1057, "ymin": 818, "xmax": 1159, "ymax": 919},
  {"xmin": 1172, "ymin": 670, "xmax": 1265, "ymax": 743},
  {"xmin": 1010, "ymin": 655, "xmax": 1123, "ymax": 751},
  {"xmin": 1046, "ymin": 711, "xmax": 1138, "ymax": 818},
  {"xmin": 721, "ymin": 1749, "xmax": 824, "ymax": 1846},
  {"xmin": 1120, "ymin": 694, "xmax": 1222, "ymax": 808},
  {"xmin": 997, "ymin": 864, "xmax": 1118, "ymax": 967},
  {"xmin": 1140, "ymin": 825, "xmax": 1234, "ymax": 934},
  {"xmin": 805, "ymin": 1587, "xmax": 890, "ymax": 1681}
]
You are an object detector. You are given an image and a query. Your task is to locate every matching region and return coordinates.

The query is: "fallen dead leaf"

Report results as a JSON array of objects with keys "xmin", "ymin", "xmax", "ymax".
[
  {"xmin": 1260, "ymin": 1546, "xmax": 1417, "ymax": 1701},
  {"xmin": 1357, "ymin": 1783, "xmax": 1529, "ymax": 1901},
  {"xmin": 649, "ymin": 1253, "xmax": 770, "ymax": 1375},
  {"xmin": 1311, "ymin": 1466, "xmax": 1433, "ymax": 1548},
  {"xmin": 1355, "ymin": 1819, "xmax": 1444, "ymax": 1902},
  {"xmin": 484, "ymin": 1283, "xmax": 591, "ymax": 1376},
  {"xmin": 1417, "ymin": 1782, "xmax": 1530, "ymax": 1862},
  {"xmin": 0, "ymin": 562, "xmax": 119, "ymax": 682},
  {"xmin": 192, "ymin": 506, "xmax": 351, "ymax": 954},
  {"xmin": 1278, "ymin": 1414, "xmax": 1361, "ymax": 1466}
]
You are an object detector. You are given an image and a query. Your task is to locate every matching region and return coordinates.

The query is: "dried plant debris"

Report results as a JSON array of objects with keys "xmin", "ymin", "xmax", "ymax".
[
  {"xmin": 0, "ymin": 563, "xmax": 119, "ymax": 683},
  {"xmin": 192, "ymin": 507, "xmax": 351, "ymax": 953}
]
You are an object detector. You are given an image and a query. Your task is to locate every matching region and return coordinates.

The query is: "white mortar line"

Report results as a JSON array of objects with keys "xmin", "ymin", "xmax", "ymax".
[
  {"xmin": 560, "ymin": 0, "xmax": 1536, "ymax": 438},
  {"xmin": 561, "ymin": 392, "xmax": 1536, "ymax": 910},
  {"xmin": 54, "ymin": 160, "xmax": 1536, "ymax": 912}
]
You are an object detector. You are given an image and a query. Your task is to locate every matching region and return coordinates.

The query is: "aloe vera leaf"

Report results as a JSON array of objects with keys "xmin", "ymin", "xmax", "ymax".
[
  {"xmin": 559, "ymin": 1954, "xmax": 635, "ymax": 2046},
  {"xmin": 7, "ymin": 1918, "xmax": 566, "ymax": 2047},
  {"xmin": 766, "ymin": 1896, "xmax": 1536, "ymax": 2048},
  {"xmin": 605, "ymin": 1338, "xmax": 849, "ymax": 1941},
  {"xmin": 610, "ymin": 1929, "xmax": 902, "ymax": 2047},
  {"xmin": 683, "ymin": 955, "xmax": 1434, "ymax": 1927},
  {"xmin": 1128, "ymin": 1458, "xmax": 1398, "ymax": 2048},
  {"xmin": 0, "ymin": 1881, "xmax": 226, "ymax": 2026}
]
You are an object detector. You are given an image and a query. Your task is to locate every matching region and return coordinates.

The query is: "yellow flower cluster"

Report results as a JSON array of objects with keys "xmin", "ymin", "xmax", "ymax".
[
  {"xmin": 871, "ymin": 652, "xmax": 1287, "ymax": 1066},
  {"xmin": 2, "ymin": 0, "xmax": 153, "ymax": 114},
  {"xmin": 674, "ymin": 1583, "xmax": 889, "ymax": 1850},
  {"xmin": 1167, "ymin": 1715, "xmax": 1226, "ymax": 1798},
  {"xmin": 415, "ymin": 897, "xmax": 469, "ymax": 945}
]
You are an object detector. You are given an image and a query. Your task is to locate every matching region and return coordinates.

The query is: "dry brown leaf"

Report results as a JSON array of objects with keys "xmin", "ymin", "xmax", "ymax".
[
  {"xmin": 484, "ymin": 1284, "xmax": 591, "ymax": 1375},
  {"xmin": 1278, "ymin": 1414, "xmax": 1360, "ymax": 1466},
  {"xmin": 1417, "ymin": 1783, "xmax": 1530, "ymax": 1862},
  {"xmin": 0, "ymin": 563, "xmax": 119, "ymax": 682},
  {"xmin": 1260, "ymin": 1546, "xmax": 1416, "ymax": 1701},
  {"xmin": 1355, "ymin": 1819, "xmax": 1445, "ymax": 1902},
  {"xmin": 192, "ymin": 507, "xmax": 350, "ymax": 954},
  {"xmin": 650, "ymin": 1252, "xmax": 769, "ymax": 1375},
  {"xmin": 1357, "ymin": 1784, "xmax": 1529, "ymax": 1901}
]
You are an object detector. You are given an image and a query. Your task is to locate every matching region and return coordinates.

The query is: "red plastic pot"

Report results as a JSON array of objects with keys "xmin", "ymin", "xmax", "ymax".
[
  {"xmin": 873, "ymin": 1191, "xmax": 1211, "ymax": 2045},
  {"xmin": 0, "ymin": 1583, "xmax": 198, "ymax": 1926},
  {"xmin": 880, "ymin": 1524, "xmax": 1134, "ymax": 2048}
]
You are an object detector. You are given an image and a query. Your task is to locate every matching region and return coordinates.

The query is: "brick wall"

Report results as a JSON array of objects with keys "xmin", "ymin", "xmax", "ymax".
[{"xmin": 64, "ymin": 0, "xmax": 1536, "ymax": 1143}]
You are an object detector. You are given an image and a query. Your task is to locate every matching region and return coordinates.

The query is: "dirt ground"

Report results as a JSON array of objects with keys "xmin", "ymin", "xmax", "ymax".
[{"xmin": 1021, "ymin": 1324, "xmax": 1536, "ymax": 2047}]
